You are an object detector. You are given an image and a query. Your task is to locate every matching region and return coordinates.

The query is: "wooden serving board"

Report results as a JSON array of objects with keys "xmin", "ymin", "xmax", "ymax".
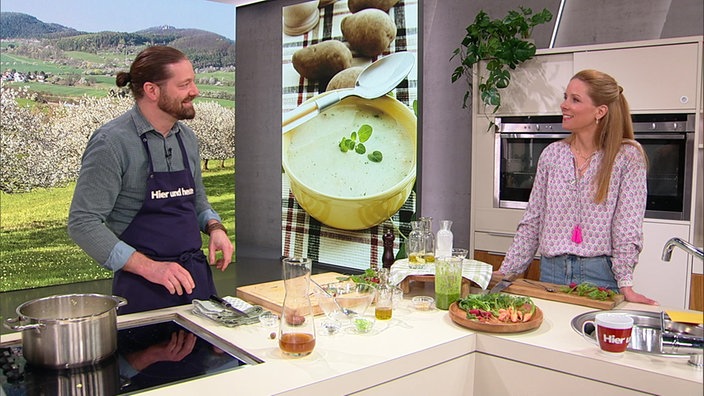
[
  {"xmin": 449, "ymin": 301, "xmax": 543, "ymax": 333},
  {"xmin": 236, "ymin": 272, "xmax": 347, "ymax": 316},
  {"xmin": 488, "ymin": 273, "xmax": 625, "ymax": 310}
]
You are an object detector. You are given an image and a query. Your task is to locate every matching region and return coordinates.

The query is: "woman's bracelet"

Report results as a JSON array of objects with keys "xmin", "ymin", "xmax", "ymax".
[{"xmin": 205, "ymin": 222, "xmax": 227, "ymax": 235}]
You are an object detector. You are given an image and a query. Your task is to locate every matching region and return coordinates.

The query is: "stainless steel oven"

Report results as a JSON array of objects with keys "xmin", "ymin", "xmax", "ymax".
[{"xmin": 494, "ymin": 114, "xmax": 695, "ymax": 221}]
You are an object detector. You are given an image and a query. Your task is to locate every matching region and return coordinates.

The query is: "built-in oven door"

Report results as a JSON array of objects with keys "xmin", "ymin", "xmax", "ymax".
[
  {"xmin": 494, "ymin": 129, "xmax": 694, "ymax": 221},
  {"xmin": 639, "ymin": 132, "xmax": 693, "ymax": 220},
  {"xmin": 494, "ymin": 133, "xmax": 567, "ymax": 209}
]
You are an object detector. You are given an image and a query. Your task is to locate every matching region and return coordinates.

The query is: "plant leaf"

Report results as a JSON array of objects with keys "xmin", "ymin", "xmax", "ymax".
[
  {"xmin": 368, "ymin": 151, "xmax": 383, "ymax": 162},
  {"xmin": 357, "ymin": 124, "xmax": 372, "ymax": 143}
]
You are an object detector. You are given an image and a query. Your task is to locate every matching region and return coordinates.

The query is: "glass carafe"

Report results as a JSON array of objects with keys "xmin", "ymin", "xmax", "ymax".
[
  {"xmin": 420, "ymin": 216, "xmax": 435, "ymax": 264},
  {"xmin": 408, "ymin": 220, "xmax": 425, "ymax": 269},
  {"xmin": 279, "ymin": 257, "xmax": 316, "ymax": 357},
  {"xmin": 435, "ymin": 220, "xmax": 453, "ymax": 259}
]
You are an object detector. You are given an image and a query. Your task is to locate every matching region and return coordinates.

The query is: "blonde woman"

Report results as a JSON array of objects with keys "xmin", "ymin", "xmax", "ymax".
[{"xmin": 499, "ymin": 69, "xmax": 657, "ymax": 305}]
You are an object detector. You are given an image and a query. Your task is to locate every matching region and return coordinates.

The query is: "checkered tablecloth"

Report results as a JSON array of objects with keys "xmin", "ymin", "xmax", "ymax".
[
  {"xmin": 389, "ymin": 259, "xmax": 494, "ymax": 290},
  {"xmin": 281, "ymin": 0, "xmax": 419, "ymax": 271}
]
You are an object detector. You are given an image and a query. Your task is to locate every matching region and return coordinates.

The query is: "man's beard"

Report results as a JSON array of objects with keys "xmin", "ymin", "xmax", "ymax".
[{"xmin": 158, "ymin": 92, "xmax": 196, "ymax": 120}]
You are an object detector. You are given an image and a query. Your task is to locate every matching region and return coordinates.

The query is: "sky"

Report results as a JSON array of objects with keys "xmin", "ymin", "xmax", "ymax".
[{"xmin": 0, "ymin": 0, "xmax": 236, "ymax": 40}]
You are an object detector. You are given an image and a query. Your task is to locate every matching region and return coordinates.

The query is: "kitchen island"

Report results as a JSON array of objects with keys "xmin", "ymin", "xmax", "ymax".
[{"xmin": 2, "ymin": 285, "xmax": 701, "ymax": 395}]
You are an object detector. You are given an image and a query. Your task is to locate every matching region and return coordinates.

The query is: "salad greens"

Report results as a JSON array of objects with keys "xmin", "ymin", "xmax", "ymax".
[
  {"xmin": 338, "ymin": 268, "xmax": 380, "ymax": 285},
  {"xmin": 457, "ymin": 294, "xmax": 536, "ymax": 323}
]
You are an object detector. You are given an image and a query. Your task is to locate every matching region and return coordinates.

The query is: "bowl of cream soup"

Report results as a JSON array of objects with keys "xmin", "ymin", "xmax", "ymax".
[{"xmin": 283, "ymin": 92, "xmax": 416, "ymax": 230}]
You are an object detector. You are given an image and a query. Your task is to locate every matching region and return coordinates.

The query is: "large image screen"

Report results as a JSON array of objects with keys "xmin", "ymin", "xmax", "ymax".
[{"xmin": 281, "ymin": 0, "xmax": 418, "ymax": 270}]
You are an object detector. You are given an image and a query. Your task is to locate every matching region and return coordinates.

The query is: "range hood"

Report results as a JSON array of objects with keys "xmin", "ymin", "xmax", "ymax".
[{"xmin": 550, "ymin": 0, "xmax": 703, "ymax": 48}]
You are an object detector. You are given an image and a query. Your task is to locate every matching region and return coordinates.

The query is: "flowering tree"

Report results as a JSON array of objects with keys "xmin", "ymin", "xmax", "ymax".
[
  {"xmin": 183, "ymin": 100, "xmax": 235, "ymax": 168},
  {"xmin": 1, "ymin": 85, "xmax": 235, "ymax": 193}
]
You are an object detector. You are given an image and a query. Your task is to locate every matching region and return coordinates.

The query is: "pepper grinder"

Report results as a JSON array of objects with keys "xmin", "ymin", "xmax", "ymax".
[{"xmin": 382, "ymin": 229, "xmax": 395, "ymax": 269}]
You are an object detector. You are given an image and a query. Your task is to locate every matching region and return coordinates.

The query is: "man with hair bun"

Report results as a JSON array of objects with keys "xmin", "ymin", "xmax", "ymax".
[{"xmin": 69, "ymin": 46, "xmax": 233, "ymax": 314}]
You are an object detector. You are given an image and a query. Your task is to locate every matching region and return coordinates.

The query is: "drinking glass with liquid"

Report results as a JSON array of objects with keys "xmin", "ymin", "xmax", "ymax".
[
  {"xmin": 434, "ymin": 256, "xmax": 463, "ymax": 310},
  {"xmin": 375, "ymin": 268, "xmax": 393, "ymax": 320}
]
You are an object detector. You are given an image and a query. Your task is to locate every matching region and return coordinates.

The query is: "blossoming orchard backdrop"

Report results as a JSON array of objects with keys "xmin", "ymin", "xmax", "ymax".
[{"xmin": 0, "ymin": 1, "xmax": 236, "ymax": 291}]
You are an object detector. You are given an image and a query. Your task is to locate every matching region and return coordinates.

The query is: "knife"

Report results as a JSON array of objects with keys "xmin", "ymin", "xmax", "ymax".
[
  {"xmin": 209, "ymin": 295, "xmax": 247, "ymax": 316},
  {"xmin": 489, "ymin": 272, "xmax": 519, "ymax": 294}
]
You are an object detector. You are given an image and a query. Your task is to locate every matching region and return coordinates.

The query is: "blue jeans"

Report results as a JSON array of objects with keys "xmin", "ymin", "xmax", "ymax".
[{"xmin": 540, "ymin": 255, "xmax": 618, "ymax": 291}]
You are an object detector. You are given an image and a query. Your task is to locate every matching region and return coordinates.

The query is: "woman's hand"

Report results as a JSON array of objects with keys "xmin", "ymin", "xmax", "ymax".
[{"xmin": 620, "ymin": 286, "xmax": 658, "ymax": 305}]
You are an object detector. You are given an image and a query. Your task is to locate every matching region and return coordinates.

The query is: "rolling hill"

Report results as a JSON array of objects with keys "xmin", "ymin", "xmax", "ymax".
[{"xmin": 0, "ymin": 12, "xmax": 235, "ymax": 68}]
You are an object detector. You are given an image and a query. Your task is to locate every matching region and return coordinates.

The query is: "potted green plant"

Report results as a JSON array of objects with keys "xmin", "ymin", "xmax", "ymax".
[{"xmin": 451, "ymin": 7, "xmax": 553, "ymax": 113}]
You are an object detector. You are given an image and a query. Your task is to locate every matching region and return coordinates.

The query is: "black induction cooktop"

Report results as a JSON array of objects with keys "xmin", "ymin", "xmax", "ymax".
[{"xmin": 0, "ymin": 318, "xmax": 259, "ymax": 395}]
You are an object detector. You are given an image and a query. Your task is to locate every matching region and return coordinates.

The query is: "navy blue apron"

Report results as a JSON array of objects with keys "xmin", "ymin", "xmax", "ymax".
[{"xmin": 114, "ymin": 132, "xmax": 216, "ymax": 315}]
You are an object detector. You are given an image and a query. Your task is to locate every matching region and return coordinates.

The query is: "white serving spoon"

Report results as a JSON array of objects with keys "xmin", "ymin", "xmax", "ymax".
[{"xmin": 282, "ymin": 51, "xmax": 415, "ymax": 133}]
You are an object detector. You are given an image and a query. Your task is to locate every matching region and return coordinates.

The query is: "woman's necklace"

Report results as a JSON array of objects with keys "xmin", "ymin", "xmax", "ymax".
[
  {"xmin": 572, "ymin": 143, "xmax": 595, "ymax": 177},
  {"xmin": 572, "ymin": 159, "xmax": 584, "ymax": 244},
  {"xmin": 570, "ymin": 142, "xmax": 592, "ymax": 245}
]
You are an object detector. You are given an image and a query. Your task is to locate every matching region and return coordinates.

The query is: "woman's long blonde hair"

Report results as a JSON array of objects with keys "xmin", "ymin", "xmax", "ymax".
[{"xmin": 569, "ymin": 69, "xmax": 646, "ymax": 204}]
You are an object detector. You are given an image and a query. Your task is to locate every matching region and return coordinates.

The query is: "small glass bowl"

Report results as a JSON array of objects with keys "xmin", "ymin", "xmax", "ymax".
[
  {"xmin": 352, "ymin": 316, "xmax": 375, "ymax": 334},
  {"xmin": 412, "ymin": 296, "xmax": 434, "ymax": 311},
  {"xmin": 451, "ymin": 248, "xmax": 469, "ymax": 258}
]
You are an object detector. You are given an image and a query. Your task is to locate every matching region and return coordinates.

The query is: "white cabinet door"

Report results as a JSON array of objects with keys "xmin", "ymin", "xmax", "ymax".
[
  {"xmin": 474, "ymin": 354, "xmax": 648, "ymax": 395},
  {"xmin": 491, "ymin": 52, "xmax": 574, "ymax": 116},
  {"xmin": 350, "ymin": 354, "xmax": 475, "ymax": 395},
  {"xmin": 634, "ymin": 221, "xmax": 691, "ymax": 309},
  {"xmin": 573, "ymin": 43, "xmax": 699, "ymax": 112}
]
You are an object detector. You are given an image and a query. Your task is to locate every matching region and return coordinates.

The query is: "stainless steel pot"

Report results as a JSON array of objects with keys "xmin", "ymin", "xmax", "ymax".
[{"xmin": 4, "ymin": 293, "xmax": 127, "ymax": 369}]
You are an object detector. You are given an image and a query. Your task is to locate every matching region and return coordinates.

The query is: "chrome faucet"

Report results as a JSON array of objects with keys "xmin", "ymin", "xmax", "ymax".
[{"xmin": 661, "ymin": 237, "xmax": 704, "ymax": 261}]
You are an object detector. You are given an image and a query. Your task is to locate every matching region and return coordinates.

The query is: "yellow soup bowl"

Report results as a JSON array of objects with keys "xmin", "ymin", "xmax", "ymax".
[{"xmin": 283, "ymin": 92, "xmax": 416, "ymax": 230}]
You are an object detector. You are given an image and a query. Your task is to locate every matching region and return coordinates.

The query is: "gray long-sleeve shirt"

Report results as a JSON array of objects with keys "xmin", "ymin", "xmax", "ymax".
[{"xmin": 68, "ymin": 105, "xmax": 220, "ymax": 271}]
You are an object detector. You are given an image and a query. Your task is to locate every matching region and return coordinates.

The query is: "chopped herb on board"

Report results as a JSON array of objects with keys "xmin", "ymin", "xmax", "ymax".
[{"xmin": 560, "ymin": 282, "xmax": 617, "ymax": 301}]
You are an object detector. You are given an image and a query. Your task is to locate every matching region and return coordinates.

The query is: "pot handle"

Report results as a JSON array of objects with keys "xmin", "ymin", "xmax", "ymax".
[
  {"xmin": 113, "ymin": 295, "xmax": 128, "ymax": 309},
  {"xmin": 4, "ymin": 316, "xmax": 44, "ymax": 331}
]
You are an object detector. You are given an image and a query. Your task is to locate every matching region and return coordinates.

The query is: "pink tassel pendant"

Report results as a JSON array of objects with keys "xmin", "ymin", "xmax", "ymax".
[{"xmin": 571, "ymin": 225, "xmax": 583, "ymax": 244}]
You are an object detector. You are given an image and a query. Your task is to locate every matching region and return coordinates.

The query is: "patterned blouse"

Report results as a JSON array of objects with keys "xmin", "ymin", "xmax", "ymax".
[{"xmin": 500, "ymin": 140, "xmax": 647, "ymax": 288}]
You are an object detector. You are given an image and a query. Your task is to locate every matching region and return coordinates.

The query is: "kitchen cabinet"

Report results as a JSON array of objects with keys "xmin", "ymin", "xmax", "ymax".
[
  {"xmin": 634, "ymin": 221, "xmax": 691, "ymax": 309},
  {"xmin": 473, "ymin": 354, "xmax": 648, "ymax": 395},
  {"xmin": 573, "ymin": 43, "xmax": 700, "ymax": 112},
  {"xmin": 351, "ymin": 354, "xmax": 475, "ymax": 395},
  {"xmin": 474, "ymin": 249, "xmax": 540, "ymax": 280},
  {"xmin": 691, "ymin": 274, "xmax": 703, "ymax": 311},
  {"xmin": 354, "ymin": 352, "xmax": 651, "ymax": 395},
  {"xmin": 491, "ymin": 52, "xmax": 574, "ymax": 116}
]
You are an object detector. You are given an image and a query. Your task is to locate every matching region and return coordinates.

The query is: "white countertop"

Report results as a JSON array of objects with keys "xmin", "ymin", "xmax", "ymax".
[{"xmin": 2, "ymin": 293, "xmax": 702, "ymax": 395}]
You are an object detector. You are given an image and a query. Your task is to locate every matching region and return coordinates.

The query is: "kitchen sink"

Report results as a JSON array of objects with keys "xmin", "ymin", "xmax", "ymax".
[{"xmin": 572, "ymin": 309, "xmax": 703, "ymax": 367}]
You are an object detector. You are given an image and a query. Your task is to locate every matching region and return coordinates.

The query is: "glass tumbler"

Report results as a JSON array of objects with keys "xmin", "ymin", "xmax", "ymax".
[{"xmin": 434, "ymin": 256, "xmax": 463, "ymax": 310}]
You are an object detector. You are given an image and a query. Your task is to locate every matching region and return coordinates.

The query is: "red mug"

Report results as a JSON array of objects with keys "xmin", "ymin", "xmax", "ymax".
[{"xmin": 581, "ymin": 312, "xmax": 633, "ymax": 353}]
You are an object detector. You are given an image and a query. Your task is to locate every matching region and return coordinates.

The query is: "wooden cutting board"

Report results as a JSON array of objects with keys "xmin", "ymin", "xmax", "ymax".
[
  {"xmin": 236, "ymin": 272, "xmax": 347, "ymax": 316},
  {"xmin": 488, "ymin": 273, "xmax": 625, "ymax": 309}
]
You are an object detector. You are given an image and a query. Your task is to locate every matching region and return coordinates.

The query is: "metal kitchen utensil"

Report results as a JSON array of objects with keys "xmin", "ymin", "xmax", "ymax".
[
  {"xmin": 522, "ymin": 279, "xmax": 556, "ymax": 292},
  {"xmin": 489, "ymin": 272, "xmax": 519, "ymax": 294},
  {"xmin": 310, "ymin": 278, "xmax": 357, "ymax": 316},
  {"xmin": 209, "ymin": 295, "xmax": 248, "ymax": 316},
  {"xmin": 5, "ymin": 294, "xmax": 127, "ymax": 368},
  {"xmin": 282, "ymin": 51, "xmax": 415, "ymax": 133}
]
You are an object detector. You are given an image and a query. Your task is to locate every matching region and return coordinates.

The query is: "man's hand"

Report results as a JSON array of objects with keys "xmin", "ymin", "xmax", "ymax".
[
  {"xmin": 207, "ymin": 221, "xmax": 233, "ymax": 271},
  {"xmin": 123, "ymin": 252, "xmax": 195, "ymax": 295}
]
